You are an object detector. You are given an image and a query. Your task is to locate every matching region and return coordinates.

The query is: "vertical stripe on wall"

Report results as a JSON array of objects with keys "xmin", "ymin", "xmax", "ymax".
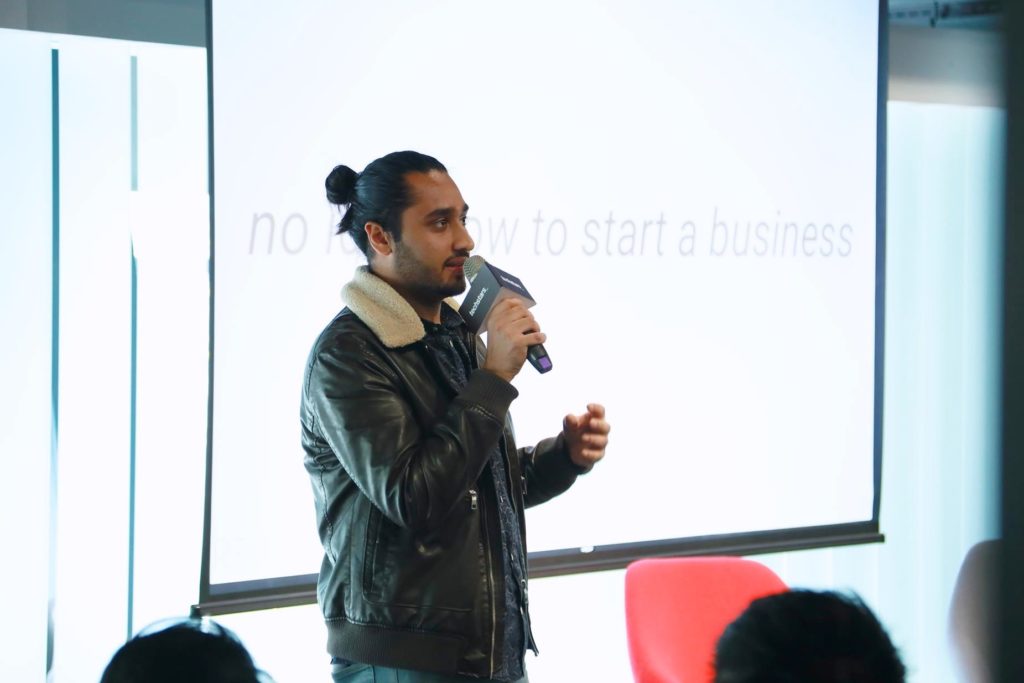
[
  {"xmin": 47, "ymin": 46, "xmax": 60, "ymax": 678},
  {"xmin": 127, "ymin": 54, "xmax": 139, "ymax": 638},
  {"xmin": 128, "ymin": 241, "xmax": 138, "ymax": 638},
  {"xmin": 130, "ymin": 56, "xmax": 138, "ymax": 191}
]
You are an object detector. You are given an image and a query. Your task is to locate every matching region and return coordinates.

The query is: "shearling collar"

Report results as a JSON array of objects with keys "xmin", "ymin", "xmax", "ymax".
[{"xmin": 341, "ymin": 266, "xmax": 461, "ymax": 349}]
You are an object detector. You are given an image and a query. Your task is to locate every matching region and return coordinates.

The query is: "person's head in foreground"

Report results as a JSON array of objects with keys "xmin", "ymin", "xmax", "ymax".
[
  {"xmin": 714, "ymin": 589, "xmax": 906, "ymax": 683},
  {"xmin": 99, "ymin": 618, "xmax": 269, "ymax": 683}
]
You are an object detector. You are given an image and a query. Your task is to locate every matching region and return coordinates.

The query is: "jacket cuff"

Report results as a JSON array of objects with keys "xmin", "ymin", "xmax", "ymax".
[
  {"xmin": 460, "ymin": 368, "xmax": 519, "ymax": 419},
  {"xmin": 553, "ymin": 432, "xmax": 593, "ymax": 475}
]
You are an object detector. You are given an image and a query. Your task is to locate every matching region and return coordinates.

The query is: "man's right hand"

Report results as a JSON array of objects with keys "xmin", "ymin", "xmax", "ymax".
[{"xmin": 481, "ymin": 299, "xmax": 546, "ymax": 383}]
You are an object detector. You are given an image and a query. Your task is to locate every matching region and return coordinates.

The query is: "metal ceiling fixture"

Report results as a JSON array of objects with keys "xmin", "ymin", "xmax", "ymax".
[{"xmin": 888, "ymin": 1, "xmax": 1002, "ymax": 29}]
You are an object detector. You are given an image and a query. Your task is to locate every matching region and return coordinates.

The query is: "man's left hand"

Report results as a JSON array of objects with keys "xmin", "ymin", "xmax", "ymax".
[{"xmin": 563, "ymin": 403, "xmax": 610, "ymax": 471}]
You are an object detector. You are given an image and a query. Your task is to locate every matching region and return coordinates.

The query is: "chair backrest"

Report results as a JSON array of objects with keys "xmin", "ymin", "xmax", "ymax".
[{"xmin": 624, "ymin": 556, "xmax": 788, "ymax": 683}]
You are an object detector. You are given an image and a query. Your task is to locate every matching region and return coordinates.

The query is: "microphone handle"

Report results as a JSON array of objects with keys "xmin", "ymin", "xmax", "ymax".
[{"xmin": 527, "ymin": 343, "xmax": 553, "ymax": 374}]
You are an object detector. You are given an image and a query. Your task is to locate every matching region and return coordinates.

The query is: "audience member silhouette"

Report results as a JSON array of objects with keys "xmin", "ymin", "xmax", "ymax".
[
  {"xmin": 99, "ymin": 618, "xmax": 270, "ymax": 683},
  {"xmin": 949, "ymin": 539, "xmax": 999, "ymax": 683},
  {"xmin": 714, "ymin": 589, "xmax": 906, "ymax": 683}
]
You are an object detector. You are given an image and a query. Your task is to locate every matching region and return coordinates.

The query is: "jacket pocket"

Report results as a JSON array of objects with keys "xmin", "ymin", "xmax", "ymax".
[
  {"xmin": 361, "ymin": 506, "xmax": 388, "ymax": 599},
  {"xmin": 359, "ymin": 492, "xmax": 482, "ymax": 613}
]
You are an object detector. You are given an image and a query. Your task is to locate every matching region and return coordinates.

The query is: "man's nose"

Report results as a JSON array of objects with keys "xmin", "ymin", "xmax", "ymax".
[{"xmin": 454, "ymin": 220, "xmax": 475, "ymax": 252}]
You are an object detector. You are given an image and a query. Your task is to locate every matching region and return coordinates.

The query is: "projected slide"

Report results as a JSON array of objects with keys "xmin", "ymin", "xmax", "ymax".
[{"xmin": 210, "ymin": 0, "xmax": 880, "ymax": 588}]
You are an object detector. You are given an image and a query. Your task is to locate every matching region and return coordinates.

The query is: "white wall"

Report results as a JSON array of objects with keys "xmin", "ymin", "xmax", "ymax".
[
  {"xmin": 0, "ymin": 28, "xmax": 54, "ymax": 683},
  {"xmin": 0, "ymin": 29, "xmax": 209, "ymax": 683}
]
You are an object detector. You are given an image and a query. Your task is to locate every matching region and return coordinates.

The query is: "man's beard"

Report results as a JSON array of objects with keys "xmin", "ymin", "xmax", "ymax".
[{"xmin": 393, "ymin": 243, "xmax": 467, "ymax": 303}]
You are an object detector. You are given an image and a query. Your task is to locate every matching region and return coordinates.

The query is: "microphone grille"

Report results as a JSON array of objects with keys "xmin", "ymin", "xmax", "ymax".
[{"xmin": 463, "ymin": 255, "xmax": 486, "ymax": 281}]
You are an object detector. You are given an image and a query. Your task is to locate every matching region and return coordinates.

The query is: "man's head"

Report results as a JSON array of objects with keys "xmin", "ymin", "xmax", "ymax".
[
  {"xmin": 100, "ymin": 619, "xmax": 268, "ymax": 683},
  {"xmin": 326, "ymin": 151, "xmax": 474, "ymax": 318},
  {"xmin": 714, "ymin": 590, "xmax": 906, "ymax": 683}
]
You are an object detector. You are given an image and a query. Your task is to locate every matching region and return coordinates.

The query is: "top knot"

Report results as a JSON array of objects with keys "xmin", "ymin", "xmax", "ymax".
[{"xmin": 325, "ymin": 165, "xmax": 358, "ymax": 205}]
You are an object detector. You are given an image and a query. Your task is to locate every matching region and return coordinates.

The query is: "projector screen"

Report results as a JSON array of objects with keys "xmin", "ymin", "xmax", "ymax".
[{"xmin": 203, "ymin": 0, "xmax": 883, "ymax": 607}]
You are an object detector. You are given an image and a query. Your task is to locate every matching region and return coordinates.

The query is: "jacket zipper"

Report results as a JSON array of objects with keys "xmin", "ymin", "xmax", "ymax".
[
  {"xmin": 479, "ymin": 489, "xmax": 497, "ymax": 678},
  {"xmin": 467, "ymin": 332, "xmax": 498, "ymax": 677},
  {"xmin": 503, "ymin": 432, "xmax": 536, "ymax": 654}
]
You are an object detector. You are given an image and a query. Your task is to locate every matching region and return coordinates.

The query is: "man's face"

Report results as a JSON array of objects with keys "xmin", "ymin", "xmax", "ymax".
[{"xmin": 389, "ymin": 170, "xmax": 474, "ymax": 303}]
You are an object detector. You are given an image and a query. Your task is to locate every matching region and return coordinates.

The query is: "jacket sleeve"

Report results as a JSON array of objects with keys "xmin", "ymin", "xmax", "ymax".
[
  {"xmin": 519, "ymin": 433, "xmax": 584, "ymax": 508},
  {"xmin": 307, "ymin": 336, "xmax": 517, "ymax": 534},
  {"xmin": 467, "ymin": 334, "xmax": 580, "ymax": 508}
]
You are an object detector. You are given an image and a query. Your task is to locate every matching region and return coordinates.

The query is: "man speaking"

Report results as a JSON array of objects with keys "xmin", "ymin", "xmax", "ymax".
[{"xmin": 300, "ymin": 150, "xmax": 610, "ymax": 682}]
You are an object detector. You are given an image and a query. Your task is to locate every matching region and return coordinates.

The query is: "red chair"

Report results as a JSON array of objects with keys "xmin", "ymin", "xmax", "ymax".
[{"xmin": 625, "ymin": 557, "xmax": 788, "ymax": 683}]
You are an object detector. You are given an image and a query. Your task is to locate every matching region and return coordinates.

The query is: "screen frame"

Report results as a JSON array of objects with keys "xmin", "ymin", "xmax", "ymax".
[{"xmin": 196, "ymin": 0, "xmax": 888, "ymax": 616}]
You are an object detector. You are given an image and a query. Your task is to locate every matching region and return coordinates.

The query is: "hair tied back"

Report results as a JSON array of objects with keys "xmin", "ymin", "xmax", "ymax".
[{"xmin": 325, "ymin": 165, "xmax": 358, "ymax": 206}]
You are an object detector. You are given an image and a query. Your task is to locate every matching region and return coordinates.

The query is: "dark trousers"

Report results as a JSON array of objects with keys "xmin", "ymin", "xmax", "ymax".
[{"xmin": 331, "ymin": 661, "xmax": 529, "ymax": 683}]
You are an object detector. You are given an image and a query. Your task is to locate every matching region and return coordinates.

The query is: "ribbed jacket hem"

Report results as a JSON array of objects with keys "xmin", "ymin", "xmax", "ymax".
[{"xmin": 326, "ymin": 619, "xmax": 475, "ymax": 676}]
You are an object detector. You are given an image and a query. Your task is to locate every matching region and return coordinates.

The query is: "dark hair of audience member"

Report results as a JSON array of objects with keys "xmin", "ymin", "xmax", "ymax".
[
  {"xmin": 99, "ymin": 619, "xmax": 268, "ymax": 683},
  {"xmin": 325, "ymin": 150, "xmax": 448, "ymax": 257},
  {"xmin": 714, "ymin": 590, "xmax": 906, "ymax": 683}
]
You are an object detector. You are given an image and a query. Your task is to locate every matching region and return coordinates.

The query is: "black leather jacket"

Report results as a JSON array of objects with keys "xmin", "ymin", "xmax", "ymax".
[{"xmin": 300, "ymin": 267, "xmax": 581, "ymax": 678}]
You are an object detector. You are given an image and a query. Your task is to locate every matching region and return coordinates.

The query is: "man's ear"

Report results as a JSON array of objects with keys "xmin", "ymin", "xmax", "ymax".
[{"xmin": 365, "ymin": 222, "xmax": 393, "ymax": 257}]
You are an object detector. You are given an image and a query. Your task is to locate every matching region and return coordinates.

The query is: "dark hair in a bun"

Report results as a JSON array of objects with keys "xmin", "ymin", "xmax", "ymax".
[
  {"xmin": 326, "ymin": 151, "xmax": 447, "ymax": 258},
  {"xmin": 325, "ymin": 165, "xmax": 358, "ymax": 205}
]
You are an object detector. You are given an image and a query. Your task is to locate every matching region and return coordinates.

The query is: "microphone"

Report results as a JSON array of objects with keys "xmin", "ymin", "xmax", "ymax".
[{"xmin": 460, "ymin": 255, "xmax": 553, "ymax": 374}]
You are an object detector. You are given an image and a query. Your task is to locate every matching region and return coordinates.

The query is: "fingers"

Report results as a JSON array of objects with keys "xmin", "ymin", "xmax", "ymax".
[
  {"xmin": 585, "ymin": 417, "xmax": 610, "ymax": 436},
  {"xmin": 480, "ymin": 299, "xmax": 545, "ymax": 382},
  {"xmin": 565, "ymin": 405, "xmax": 610, "ymax": 435},
  {"xmin": 564, "ymin": 403, "xmax": 609, "ymax": 468},
  {"xmin": 584, "ymin": 405, "xmax": 609, "ymax": 433},
  {"xmin": 489, "ymin": 298, "xmax": 534, "ymax": 323},
  {"xmin": 487, "ymin": 299, "xmax": 543, "ymax": 342},
  {"xmin": 575, "ymin": 409, "xmax": 608, "ymax": 447},
  {"xmin": 573, "ymin": 438, "xmax": 607, "ymax": 464},
  {"xmin": 524, "ymin": 331, "xmax": 547, "ymax": 345},
  {"xmin": 578, "ymin": 431, "xmax": 609, "ymax": 449}
]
